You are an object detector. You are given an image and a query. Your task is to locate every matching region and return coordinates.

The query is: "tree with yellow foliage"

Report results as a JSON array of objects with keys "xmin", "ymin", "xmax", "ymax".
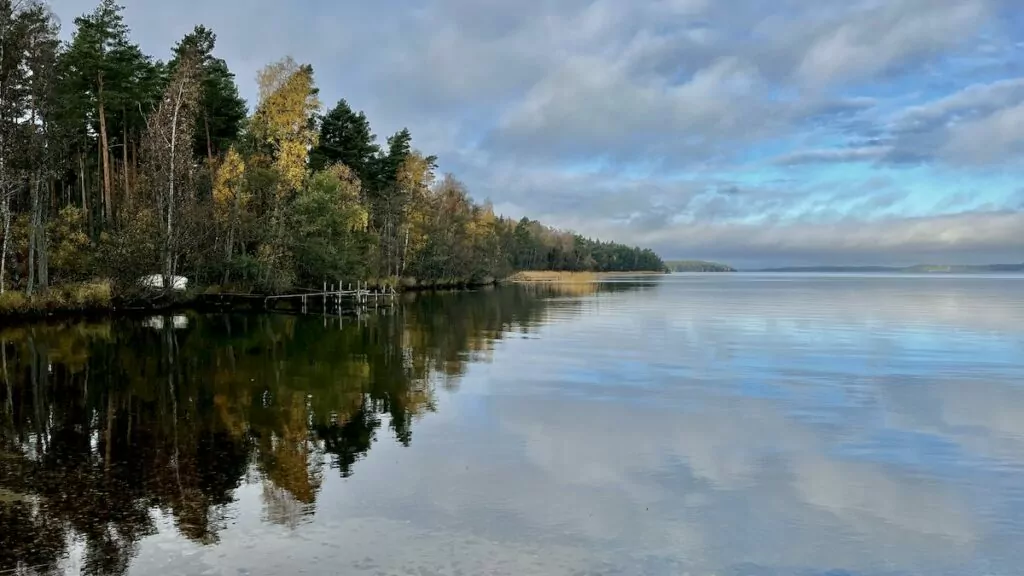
[
  {"xmin": 249, "ymin": 57, "xmax": 320, "ymax": 197},
  {"xmin": 212, "ymin": 147, "xmax": 247, "ymax": 283}
]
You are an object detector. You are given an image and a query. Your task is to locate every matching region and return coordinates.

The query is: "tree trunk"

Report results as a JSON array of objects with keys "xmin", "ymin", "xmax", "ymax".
[
  {"xmin": 400, "ymin": 226, "xmax": 410, "ymax": 278},
  {"xmin": 0, "ymin": 19, "xmax": 7, "ymax": 294},
  {"xmin": 132, "ymin": 138, "xmax": 138, "ymax": 199},
  {"xmin": 28, "ymin": 174, "xmax": 38, "ymax": 296},
  {"xmin": 0, "ymin": 194, "xmax": 9, "ymax": 295},
  {"xmin": 223, "ymin": 191, "xmax": 239, "ymax": 285},
  {"xmin": 204, "ymin": 111, "xmax": 214, "ymax": 164},
  {"xmin": 24, "ymin": 174, "xmax": 49, "ymax": 293},
  {"xmin": 98, "ymin": 73, "xmax": 112, "ymax": 225},
  {"xmin": 164, "ymin": 80, "xmax": 186, "ymax": 292},
  {"xmin": 2, "ymin": 337, "xmax": 10, "ymax": 417},
  {"xmin": 122, "ymin": 108, "xmax": 130, "ymax": 207},
  {"xmin": 78, "ymin": 151, "xmax": 87, "ymax": 212},
  {"xmin": 37, "ymin": 177, "xmax": 48, "ymax": 290},
  {"xmin": 96, "ymin": 139, "xmax": 102, "ymax": 233}
]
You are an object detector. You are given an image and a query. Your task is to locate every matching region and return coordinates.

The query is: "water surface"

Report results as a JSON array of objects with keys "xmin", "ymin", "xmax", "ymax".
[{"xmin": 3, "ymin": 274, "xmax": 1024, "ymax": 575}]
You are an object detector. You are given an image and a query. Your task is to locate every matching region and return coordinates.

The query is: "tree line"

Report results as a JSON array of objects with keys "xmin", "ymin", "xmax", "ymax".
[
  {"xmin": 666, "ymin": 260, "xmax": 736, "ymax": 273},
  {"xmin": 0, "ymin": 0, "xmax": 665, "ymax": 308}
]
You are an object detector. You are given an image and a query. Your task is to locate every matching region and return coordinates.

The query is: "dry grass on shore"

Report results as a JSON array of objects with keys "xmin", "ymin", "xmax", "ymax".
[
  {"xmin": 507, "ymin": 270, "xmax": 665, "ymax": 283},
  {"xmin": 0, "ymin": 280, "xmax": 113, "ymax": 316}
]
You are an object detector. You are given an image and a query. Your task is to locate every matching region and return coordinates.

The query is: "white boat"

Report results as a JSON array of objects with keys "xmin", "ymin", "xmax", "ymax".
[{"xmin": 138, "ymin": 274, "xmax": 189, "ymax": 291}]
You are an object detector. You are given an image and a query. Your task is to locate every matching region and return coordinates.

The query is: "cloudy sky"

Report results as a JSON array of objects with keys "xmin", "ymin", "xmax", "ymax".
[{"xmin": 51, "ymin": 0, "xmax": 1024, "ymax": 267}]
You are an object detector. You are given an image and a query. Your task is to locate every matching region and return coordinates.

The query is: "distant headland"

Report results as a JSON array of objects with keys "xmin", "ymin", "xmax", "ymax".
[
  {"xmin": 755, "ymin": 263, "xmax": 1024, "ymax": 273},
  {"xmin": 666, "ymin": 260, "xmax": 737, "ymax": 273}
]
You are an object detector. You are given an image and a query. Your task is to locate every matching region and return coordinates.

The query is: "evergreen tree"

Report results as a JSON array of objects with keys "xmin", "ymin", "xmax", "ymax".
[
  {"xmin": 169, "ymin": 25, "xmax": 246, "ymax": 161},
  {"xmin": 63, "ymin": 0, "xmax": 156, "ymax": 225},
  {"xmin": 309, "ymin": 98, "xmax": 378, "ymax": 181}
]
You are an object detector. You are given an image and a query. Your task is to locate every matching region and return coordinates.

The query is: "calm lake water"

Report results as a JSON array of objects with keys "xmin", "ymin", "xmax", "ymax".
[{"xmin": 3, "ymin": 274, "xmax": 1024, "ymax": 575}]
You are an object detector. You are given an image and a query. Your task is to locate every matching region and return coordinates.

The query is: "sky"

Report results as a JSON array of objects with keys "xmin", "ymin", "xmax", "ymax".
[{"xmin": 49, "ymin": 0, "xmax": 1024, "ymax": 268}]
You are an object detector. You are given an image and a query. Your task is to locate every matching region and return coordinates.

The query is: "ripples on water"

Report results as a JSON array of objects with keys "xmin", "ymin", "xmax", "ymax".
[{"xmin": 2, "ymin": 274, "xmax": 1024, "ymax": 575}]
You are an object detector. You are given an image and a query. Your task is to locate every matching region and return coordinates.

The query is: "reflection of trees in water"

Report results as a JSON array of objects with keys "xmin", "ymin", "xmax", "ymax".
[{"xmin": 0, "ymin": 283, "xmax": 635, "ymax": 575}]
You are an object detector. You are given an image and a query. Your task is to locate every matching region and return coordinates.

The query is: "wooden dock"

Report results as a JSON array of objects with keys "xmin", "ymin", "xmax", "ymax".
[{"xmin": 197, "ymin": 282, "xmax": 398, "ymax": 316}]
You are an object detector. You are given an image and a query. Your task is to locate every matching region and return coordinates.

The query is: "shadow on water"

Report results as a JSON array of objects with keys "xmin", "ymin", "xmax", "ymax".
[{"xmin": 0, "ymin": 282, "xmax": 651, "ymax": 575}]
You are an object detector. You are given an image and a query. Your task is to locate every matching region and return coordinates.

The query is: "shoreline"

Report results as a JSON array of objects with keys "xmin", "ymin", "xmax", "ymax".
[
  {"xmin": 506, "ymin": 270, "xmax": 667, "ymax": 283},
  {"xmin": 0, "ymin": 271, "xmax": 667, "ymax": 322},
  {"xmin": 0, "ymin": 277, "xmax": 500, "ymax": 323}
]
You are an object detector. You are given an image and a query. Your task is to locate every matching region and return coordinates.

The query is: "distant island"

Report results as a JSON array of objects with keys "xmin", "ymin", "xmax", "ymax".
[
  {"xmin": 667, "ymin": 260, "xmax": 737, "ymax": 273},
  {"xmin": 757, "ymin": 264, "xmax": 1024, "ymax": 273}
]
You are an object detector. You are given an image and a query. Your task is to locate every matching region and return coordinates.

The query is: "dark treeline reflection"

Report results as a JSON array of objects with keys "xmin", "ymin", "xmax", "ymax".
[{"xmin": 0, "ymin": 282, "xmax": 647, "ymax": 575}]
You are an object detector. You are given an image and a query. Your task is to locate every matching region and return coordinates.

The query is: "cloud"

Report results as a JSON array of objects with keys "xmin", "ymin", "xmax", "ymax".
[
  {"xmin": 882, "ymin": 77, "xmax": 1024, "ymax": 164},
  {"xmin": 794, "ymin": 0, "xmax": 990, "ymax": 87},
  {"xmin": 941, "ymin": 101, "xmax": 1024, "ymax": 163},
  {"xmin": 488, "ymin": 56, "xmax": 774, "ymax": 165},
  {"xmin": 772, "ymin": 146, "xmax": 892, "ymax": 166},
  {"xmin": 891, "ymin": 78, "xmax": 1024, "ymax": 134}
]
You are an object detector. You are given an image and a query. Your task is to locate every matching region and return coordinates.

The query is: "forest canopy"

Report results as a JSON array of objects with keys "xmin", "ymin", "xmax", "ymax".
[{"xmin": 0, "ymin": 0, "xmax": 665, "ymax": 306}]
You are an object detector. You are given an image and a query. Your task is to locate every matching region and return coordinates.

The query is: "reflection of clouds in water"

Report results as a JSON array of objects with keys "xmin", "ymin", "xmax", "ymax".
[
  {"xmin": 325, "ymin": 276, "xmax": 1024, "ymax": 575},
  {"xmin": 500, "ymin": 395, "xmax": 980, "ymax": 573},
  {"xmin": 883, "ymin": 379, "xmax": 1024, "ymax": 465},
  {"xmin": 329, "ymin": 387, "xmax": 991, "ymax": 574}
]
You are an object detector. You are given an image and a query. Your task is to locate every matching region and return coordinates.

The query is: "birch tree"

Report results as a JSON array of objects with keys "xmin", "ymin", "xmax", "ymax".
[
  {"xmin": 139, "ymin": 51, "xmax": 200, "ymax": 291},
  {"xmin": 22, "ymin": 0, "xmax": 58, "ymax": 295},
  {"xmin": 212, "ymin": 145, "xmax": 246, "ymax": 282},
  {"xmin": 247, "ymin": 57, "xmax": 319, "ymax": 288},
  {"xmin": 250, "ymin": 57, "xmax": 320, "ymax": 196}
]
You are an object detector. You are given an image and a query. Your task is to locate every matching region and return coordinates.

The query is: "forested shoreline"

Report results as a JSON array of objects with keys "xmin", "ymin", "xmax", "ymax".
[
  {"xmin": 0, "ymin": 0, "xmax": 665, "ymax": 314},
  {"xmin": 666, "ymin": 260, "xmax": 736, "ymax": 273}
]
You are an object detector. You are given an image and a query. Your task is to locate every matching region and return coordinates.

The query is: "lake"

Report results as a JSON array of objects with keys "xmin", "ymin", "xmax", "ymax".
[{"xmin": 2, "ymin": 274, "xmax": 1024, "ymax": 575}]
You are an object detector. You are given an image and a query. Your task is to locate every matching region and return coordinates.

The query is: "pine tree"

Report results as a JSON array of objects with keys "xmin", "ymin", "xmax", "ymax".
[
  {"xmin": 64, "ymin": 0, "xmax": 155, "ymax": 226},
  {"xmin": 309, "ymin": 99, "xmax": 378, "ymax": 181},
  {"xmin": 169, "ymin": 25, "xmax": 246, "ymax": 162}
]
